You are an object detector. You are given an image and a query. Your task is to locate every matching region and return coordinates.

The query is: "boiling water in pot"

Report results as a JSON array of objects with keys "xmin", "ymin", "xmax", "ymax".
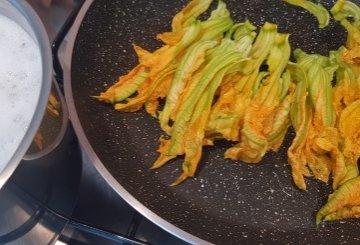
[{"xmin": 0, "ymin": 14, "xmax": 42, "ymax": 172}]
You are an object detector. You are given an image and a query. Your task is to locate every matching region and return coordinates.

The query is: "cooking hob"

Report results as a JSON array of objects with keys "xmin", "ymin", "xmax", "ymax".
[{"xmin": 0, "ymin": 1, "xmax": 188, "ymax": 244}]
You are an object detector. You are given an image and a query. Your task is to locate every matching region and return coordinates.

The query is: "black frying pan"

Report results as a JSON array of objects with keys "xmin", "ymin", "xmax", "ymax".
[{"xmin": 64, "ymin": 0, "xmax": 360, "ymax": 244}]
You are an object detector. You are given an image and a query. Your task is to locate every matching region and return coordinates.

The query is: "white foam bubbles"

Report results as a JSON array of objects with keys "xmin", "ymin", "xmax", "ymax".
[{"xmin": 0, "ymin": 14, "xmax": 42, "ymax": 173}]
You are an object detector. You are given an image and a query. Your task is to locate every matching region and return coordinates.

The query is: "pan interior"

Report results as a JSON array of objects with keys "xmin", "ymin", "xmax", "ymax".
[{"xmin": 71, "ymin": 0, "xmax": 360, "ymax": 243}]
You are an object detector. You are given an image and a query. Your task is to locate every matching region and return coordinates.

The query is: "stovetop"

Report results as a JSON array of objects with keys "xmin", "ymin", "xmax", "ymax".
[{"xmin": 0, "ymin": 1, "xmax": 189, "ymax": 245}]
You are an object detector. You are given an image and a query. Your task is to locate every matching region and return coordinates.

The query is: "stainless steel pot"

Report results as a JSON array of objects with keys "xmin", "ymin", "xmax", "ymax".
[{"xmin": 0, "ymin": 0, "xmax": 52, "ymax": 189}]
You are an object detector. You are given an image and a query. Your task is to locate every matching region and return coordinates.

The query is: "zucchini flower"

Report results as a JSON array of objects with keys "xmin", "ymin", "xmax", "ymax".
[
  {"xmin": 317, "ymin": 174, "xmax": 360, "ymax": 224},
  {"xmin": 331, "ymin": 0, "xmax": 360, "ymax": 64},
  {"xmin": 331, "ymin": 48, "xmax": 360, "ymax": 116},
  {"xmin": 152, "ymin": 18, "xmax": 254, "ymax": 181},
  {"xmin": 206, "ymin": 22, "xmax": 277, "ymax": 142},
  {"xmin": 171, "ymin": 67, "xmax": 230, "ymax": 185},
  {"xmin": 158, "ymin": 0, "xmax": 234, "ymax": 132},
  {"xmin": 225, "ymin": 33, "xmax": 293, "ymax": 163},
  {"xmin": 330, "ymin": 0, "xmax": 360, "ymax": 116},
  {"xmin": 289, "ymin": 49, "xmax": 346, "ymax": 190},
  {"xmin": 330, "ymin": 0, "xmax": 360, "ymax": 185},
  {"xmin": 337, "ymin": 100, "xmax": 360, "ymax": 184},
  {"xmin": 96, "ymin": 20, "xmax": 201, "ymax": 106},
  {"xmin": 152, "ymin": 46, "xmax": 245, "ymax": 184},
  {"xmin": 97, "ymin": 0, "xmax": 233, "ymax": 116},
  {"xmin": 331, "ymin": 51, "xmax": 360, "ymax": 185},
  {"xmin": 314, "ymin": 2, "xmax": 360, "ymax": 221}
]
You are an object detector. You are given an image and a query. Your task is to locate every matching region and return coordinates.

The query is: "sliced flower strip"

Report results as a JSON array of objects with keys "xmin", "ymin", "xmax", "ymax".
[
  {"xmin": 172, "ymin": 67, "xmax": 231, "ymax": 185},
  {"xmin": 287, "ymin": 63, "xmax": 313, "ymax": 190},
  {"xmin": 267, "ymin": 71, "xmax": 295, "ymax": 151},
  {"xmin": 159, "ymin": 40, "xmax": 218, "ymax": 134},
  {"xmin": 197, "ymin": 0, "xmax": 234, "ymax": 42},
  {"xmin": 114, "ymin": 65, "xmax": 176, "ymax": 114},
  {"xmin": 331, "ymin": 0, "xmax": 360, "ymax": 58},
  {"xmin": 283, "ymin": 0, "xmax": 330, "ymax": 28},
  {"xmin": 97, "ymin": 20, "xmax": 201, "ymax": 106},
  {"xmin": 171, "ymin": 0, "xmax": 213, "ymax": 32},
  {"xmin": 95, "ymin": 65, "xmax": 149, "ymax": 104},
  {"xmin": 139, "ymin": 21, "xmax": 201, "ymax": 81}
]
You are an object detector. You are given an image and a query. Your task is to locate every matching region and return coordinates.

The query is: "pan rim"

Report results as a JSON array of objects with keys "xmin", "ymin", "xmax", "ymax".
[{"xmin": 63, "ymin": 0, "xmax": 211, "ymax": 244}]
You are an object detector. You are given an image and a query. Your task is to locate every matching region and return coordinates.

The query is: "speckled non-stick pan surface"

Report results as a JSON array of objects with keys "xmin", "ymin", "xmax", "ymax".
[{"xmin": 67, "ymin": 0, "xmax": 360, "ymax": 244}]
